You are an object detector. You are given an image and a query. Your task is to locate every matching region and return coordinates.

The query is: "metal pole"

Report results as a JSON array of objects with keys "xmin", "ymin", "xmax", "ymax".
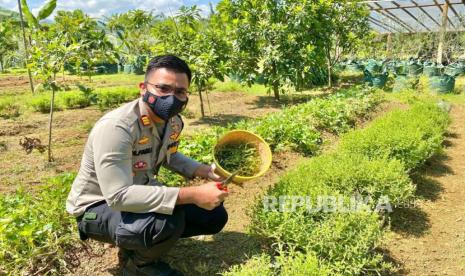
[
  {"xmin": 17, "ymin": 0, "xmax": 35, "ymax": 93},
  {"xmin": 437, "ymin": 3, "xmax": 449, "ymax": 64}
]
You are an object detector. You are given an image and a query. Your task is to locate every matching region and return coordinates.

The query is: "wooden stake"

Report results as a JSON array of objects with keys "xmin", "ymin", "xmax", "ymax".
[
  {"xmin": 386, "ymin": 33, "xmax": 392, "ymax": 58},
  {"xmin": 48, "ymin": 87, "xmax": 55, "ymax": 162}
]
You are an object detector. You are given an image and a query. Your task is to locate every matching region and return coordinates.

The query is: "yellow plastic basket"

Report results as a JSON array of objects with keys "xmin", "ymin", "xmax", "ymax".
[{"xmin": 213, "ymin": 130, "xmax": 272, "ymax": 183}]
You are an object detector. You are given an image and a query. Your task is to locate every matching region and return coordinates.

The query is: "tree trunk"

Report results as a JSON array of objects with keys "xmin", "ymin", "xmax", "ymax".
[
  {"xmin": 198, "ymin": 89, "xmax": 205, "ymax": 117},
  {"xmin": 273, "ymin": 82, "xmax": 280, "ymax": 101},
  {"xmin": 48, "ymin": 87, "xmax": 56, "ymax": 162},
  {"xmin": 0, "ymin": 57, "xmax": 4, "ymax": 73},
  {"xmin": 327, "ymin": 53, "xmax": 332, "ymax": 88},
  {"xmin": 62, "ymin": 68, "xmax": 65, "ymax": 82},
  {"xmin": 271, "ymin": 63, "xmax": 280, "ymax": 101}
]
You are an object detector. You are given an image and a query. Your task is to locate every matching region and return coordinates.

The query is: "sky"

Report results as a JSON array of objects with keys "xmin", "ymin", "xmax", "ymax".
[{"xmin": 0, "ymin": 0, "xmax": 220, "ymax": 19}]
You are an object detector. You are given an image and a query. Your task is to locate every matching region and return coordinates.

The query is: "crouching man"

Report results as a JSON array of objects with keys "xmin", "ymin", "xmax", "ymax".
[{"xmin": 66, "ymin": 55, "xmax": 229, "ymax": 276}]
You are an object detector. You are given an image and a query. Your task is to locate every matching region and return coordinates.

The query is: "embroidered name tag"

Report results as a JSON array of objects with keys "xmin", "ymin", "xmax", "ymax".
[{"xmin": 132, "ymin": 148, "xmax": 153, "ymax": 156}]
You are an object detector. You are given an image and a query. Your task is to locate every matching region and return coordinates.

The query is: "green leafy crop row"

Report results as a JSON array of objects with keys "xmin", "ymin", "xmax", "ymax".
[
  {"xmin": 339, "ymin": 102, "xmax": 450, "ymax": 171},
  {"xmin": 25, "ymin": 86, "xmax": 139, "ymax": 113},
  {"xmin": 0, "ymin": 173, "xmax": 79, "ymax": 275},
  {"xmin": 160, "ymin": 86, "xmax": 381, "ymax": 186},
  {"xmin": 227, "ymin": 102, "xmax": 449, "ymax": 275}
]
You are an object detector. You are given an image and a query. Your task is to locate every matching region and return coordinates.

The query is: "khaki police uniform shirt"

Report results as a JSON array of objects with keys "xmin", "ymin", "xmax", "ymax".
[{"xmin": 66, "ymin": 98, "xmax": 202, "ymax": 217}]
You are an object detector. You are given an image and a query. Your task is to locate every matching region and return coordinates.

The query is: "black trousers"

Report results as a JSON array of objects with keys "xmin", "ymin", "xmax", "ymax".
[{"xmin": 77, "ymin": 201, "xmax": 228, "ymax": 264}]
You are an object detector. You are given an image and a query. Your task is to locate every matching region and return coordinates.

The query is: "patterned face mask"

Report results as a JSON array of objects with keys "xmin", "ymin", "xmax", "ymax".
[{"xmin": 142, "ymin": 91, "xmax": 188, "ymax": 120}]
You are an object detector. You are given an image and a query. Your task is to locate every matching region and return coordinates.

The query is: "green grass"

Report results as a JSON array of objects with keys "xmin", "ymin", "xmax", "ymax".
[
  {"xmin": 0, "ymin": 97, "xmax": 22, "ymax": 119},
  {"xmin": 212, "ymin": 80, "xmax": 267, "ymax": 95}
]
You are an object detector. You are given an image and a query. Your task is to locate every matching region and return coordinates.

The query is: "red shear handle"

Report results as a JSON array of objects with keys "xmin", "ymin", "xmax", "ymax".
[{"xmin": 216, "ymin": 182, "xmax": 228, "ymax": 192}]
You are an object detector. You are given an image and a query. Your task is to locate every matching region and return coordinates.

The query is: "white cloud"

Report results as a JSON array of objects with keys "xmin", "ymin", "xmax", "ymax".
[
  {"xmin": 51, "ymin": 0, "xmax": 185, "ymax": 19},
  {"xmin": 0, "ymin": 0, "xmax": 17, "ymax": 10},
  {"xmin": 1, "ymin": 0, "xmax": 215, "ymax": 19},
  {"xmin": 134, "ymin": 0, "xmax": 184, "ymax": 15}
]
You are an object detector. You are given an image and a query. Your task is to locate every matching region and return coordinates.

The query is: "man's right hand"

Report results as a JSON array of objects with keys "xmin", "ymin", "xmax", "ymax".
[{"xmin": 177, "ymin": 182, "xmax": 229, "ymax": 210}]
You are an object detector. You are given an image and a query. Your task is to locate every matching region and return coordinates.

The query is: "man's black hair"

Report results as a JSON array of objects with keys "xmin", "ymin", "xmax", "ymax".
[{"xmin": 145, "ymin": 55, "xmax": 192, "ymax": 84}]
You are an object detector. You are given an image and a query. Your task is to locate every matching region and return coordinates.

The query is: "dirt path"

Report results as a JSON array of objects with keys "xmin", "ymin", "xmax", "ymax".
[{"xmin": 385, "ymin": 104, "xmax": 465, "ymax": 275}]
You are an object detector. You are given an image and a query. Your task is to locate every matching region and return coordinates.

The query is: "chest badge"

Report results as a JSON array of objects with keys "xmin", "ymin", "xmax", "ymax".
[
  {"xmin": 170, "ymin": 118, "xmax": 181, "ymax": 132},
  {"xmin": 140, "ymin": 115, "xmax": 151, "ymax": 126},
  {"xmin": 133, "ymin": 161, "xmax": 147, "ymax": 170},
  {"xmin": 138, "ymin": 136, "xmax": 150, "ymax": 145},
  {"xmin": 170, "ymin": 132, "xmax": 180, "ymax": 140}
]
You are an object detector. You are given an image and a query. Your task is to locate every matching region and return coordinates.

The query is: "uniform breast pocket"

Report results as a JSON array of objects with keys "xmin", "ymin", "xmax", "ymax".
[{"xmin": 132, "ymin": 147, "xmax": 153, "ymax": 172}]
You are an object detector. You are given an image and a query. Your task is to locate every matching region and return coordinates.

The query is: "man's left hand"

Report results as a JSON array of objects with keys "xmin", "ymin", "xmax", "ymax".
[{"xmin": 194, "ymin": 163, "xmax": 224, "ymax": 181}]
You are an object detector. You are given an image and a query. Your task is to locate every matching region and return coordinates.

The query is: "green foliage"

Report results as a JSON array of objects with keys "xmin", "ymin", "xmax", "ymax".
[
  {"xmin": 95, "ymin": 86, "xmax": 139, "ymax": 110},
  {"xmin": 215, "ymin": 143, "xmax": 261, "ymax": 176},
  {"xmin": 179, "ymin": 128, "xmax": 225, "ymax": 164},
  {"xmin": 301, "ymin": 87, "xmax": 382, "ymax": 134},
  {"xmin": 24, "ymin": 85, "xmax": 138, "ymax": 112},
  {"xmin": 237, "ymin": 108, "xmax": 322, "ymax": 154},
  {"xmin": 151, "ymin": 5, "xmax": 230, "ymax": 116},
  {"xmin": 54, "ymin": 10, "xmax": 116, "ymax": 80},
  {"xmin": 236, "ymin": 86, "xmax": 381, "ymax": 154},
  {"xmin": 107, "ymin": 9, "xmax": 155, "ymax": 64},
  {"xmin": 20, "ymin": 0, "xmax": 39, "ymax": 27},
  {"xmin": 224, "ymin": 249, "xmax": 329, "ymax": 276},
  {"xmin": 0, "ymin": 19, "xmax": 18, "ymax": 72},
  {"xmin": 29, "ymin": 93, "xmax": 64, "ymax": 113},
  {"xmin": 0, "ymin": 173, "xmax": 79, "ymax": 275},
  {"xmin": 156, "ymin": 166, "xmax": 187, "ymax": 187},
  {"xmin": 60, "ymin": 91, "xmax": 91, "ymax": 109},
  {"xmin": 307, "ymin": 212, "xmax": 387, "ymax": 275},
  {"xmin": 276, "ymin": 249, "xmax": 329, "ymax": 276},
  {"xmin": 0, "ymin": 98, "xmax": 21, "ymax": 118},
  {"xmin": 250, "ymin": 153, "xmax": 413, "ymax": 245},
  {"xmin": 247, "ymin": 100, "xmax": 449, "ymax": 275},
  {"xmin": 224, "ymin": 254, "xmax": 273, "ymax": 276},
  {"xmin": 235, "ymin": 212, "xmax": 385, "ymax": 275},
  {"xmin": 36, "ymin": 0, "xmax": 57, "ymax": 21},
  {"xmin": 339, "ymin": 102, "xmax": 450, "ymax": 171},
  {"xmin": 218, "ymin": 0, "xmax": 370, "ymax": 97}
]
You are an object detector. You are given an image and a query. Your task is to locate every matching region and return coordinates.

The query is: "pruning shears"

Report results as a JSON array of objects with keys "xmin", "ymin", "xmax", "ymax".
[{"xmin": 216, "ymin": 172, "xmax": 238, "ymax": 192}]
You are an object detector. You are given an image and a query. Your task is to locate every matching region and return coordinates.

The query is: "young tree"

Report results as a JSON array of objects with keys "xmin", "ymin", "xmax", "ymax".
[
  {"xmin": 20, "ymin": 0, "xmax": 66, "ymax": 162},
  {"xmin": 318, "ymin": 0, "xmax": 370, "ymax": 87},
  {"xmin": 0, "ymin": 20, "xmax": 17, "ymax": 72},
  {"xmin": 152, "ymin": 6, "xmax": 230, "ymax": 117},
  {"xmin": 29, "ymin": 30, "xmax": 78, "ymax": 162},
  {"xmin": 106, "ymin": 10, "xmax": 156, "ymax": 70},
  {"xmin": 54, "ymin": 10, "xmax": 116, "ymax": 81},
  {"xmin": 217, "ymin": 0, "xmax": 329, "ymax": 100}
]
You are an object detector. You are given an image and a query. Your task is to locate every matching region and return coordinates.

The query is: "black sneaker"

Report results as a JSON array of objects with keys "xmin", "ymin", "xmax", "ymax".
[{"xmin": 122, "ymin": 258, "xmax": 183, "ymax": 276}]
